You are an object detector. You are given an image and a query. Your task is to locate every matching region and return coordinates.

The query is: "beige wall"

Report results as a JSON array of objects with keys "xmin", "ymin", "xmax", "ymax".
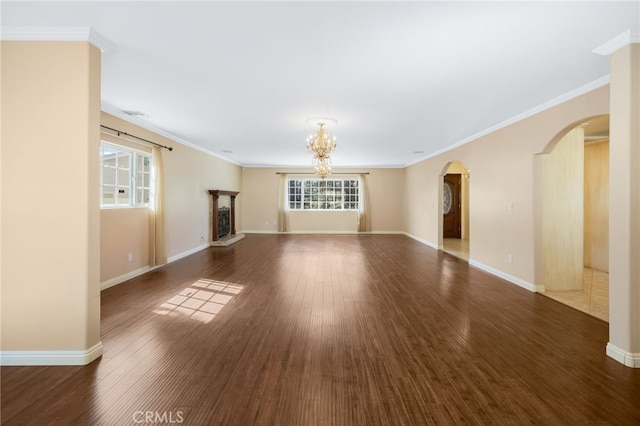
[
  {"xmin": 405, "ymin": 86, "xmax": 609, "ymax": 288},
  {"xmin": 288, "ymin": 211, "xmax": 359, "ymax": 232},
  {"xmin": 542, "ymin": 126, "xmax": 584, "ymax": 291},
  {"xmin": 584, "ymin": 140, "xmax": 609, "ymax": 272},
  {"xmin": 163, "ymin": 138, "xmax": 242, "ymax": 258},
  {"xmin": 101, "ymin": 208, "xmax": 150, "ymax": 282},
  {"xmin": 100, "ymin": 113, "xmax": 243, "ymax": 282},
  {"xmin": 2, "ymin": 41, "xmax": 101, "ymax": 355},
  {"xmin": 242, "ymin": 168, "xmax": 404, "ymax": 233}
]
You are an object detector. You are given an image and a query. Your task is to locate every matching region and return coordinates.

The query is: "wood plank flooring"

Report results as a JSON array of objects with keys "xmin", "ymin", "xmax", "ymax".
[{"xmin": 2, "ymin": 234, "xmax": 640, "ymax": 425}]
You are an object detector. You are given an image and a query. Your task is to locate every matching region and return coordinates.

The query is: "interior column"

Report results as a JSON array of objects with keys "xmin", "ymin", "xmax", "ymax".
[
  {"xmin": 608, "ymin": 41, "xmax": 640, "ymax": 367},
  {"xmin": 1, "ymin": 41, "xmax": 102, "ymax": 365}
]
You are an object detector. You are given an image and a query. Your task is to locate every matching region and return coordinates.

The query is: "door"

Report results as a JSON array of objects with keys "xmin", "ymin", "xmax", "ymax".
[{"xmin": 443, "ymin": 173, "xmax": 461, "ymax": 238}]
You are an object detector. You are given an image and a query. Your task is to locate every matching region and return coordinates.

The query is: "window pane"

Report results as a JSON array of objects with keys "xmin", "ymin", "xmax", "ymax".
[
  {"xmin": 102, "ymin": 185, "xmax": 115, "ymax": 204},
  {"xmin": 118, "ymin": 153, "xmax": 131, "ymax": 169},
  {"xmin": 138, "ymin": 155, "xmax": 150, "ymax": 172},
  {"xmin": 118, "ymin": 169, "xmax": 130, "ymax": 186},
  {"xmin": 103, "ymin": 167, "xmax": 116, "ymax": 186},
  {"xmin": 101, "ymin": 146, "xmax": 117, "ymax": 163},
  {"xmin": 117, "ymin": 186, "xmax": 130, "ymax": 204},
  {"xmin": 288, "ymin": 180, "xmax": 302, "ymax": 209}
]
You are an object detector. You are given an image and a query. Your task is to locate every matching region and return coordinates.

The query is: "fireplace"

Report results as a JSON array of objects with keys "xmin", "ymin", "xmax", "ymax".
[{"xmin": 208, "ymin": 190, "xmax": 244, "ymax": 246}]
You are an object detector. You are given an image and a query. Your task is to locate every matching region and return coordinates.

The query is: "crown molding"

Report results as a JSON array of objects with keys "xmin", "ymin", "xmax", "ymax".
[
  {"xmin": 241, "ymin": 163, "xmax": 405, "ymax": 169},
  {"xmin": 0, "ymin": 26, "xmax": 117, "ymax": 53},
  {"xmin": 593, "ymin": 29, "xmax": 640, "ymax": 56},
  {"xmin": 404, "ymin": 75, "xmax": 610, "ymax": 167},
  {"xmin": 101, "ymin": 101, "xmax": 241, "ymax": 166}
]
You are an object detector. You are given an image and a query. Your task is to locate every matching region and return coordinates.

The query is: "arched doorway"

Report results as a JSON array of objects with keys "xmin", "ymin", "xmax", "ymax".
[
  {"xmin": 536, "ymin": 115, "xmax": 609, "ymax": 321},
  {"xmin": 439, "ymin": 160, "xmax": 470, "ymax": 261}
]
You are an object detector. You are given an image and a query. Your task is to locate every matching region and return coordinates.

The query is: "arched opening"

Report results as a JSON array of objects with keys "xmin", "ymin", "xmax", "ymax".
[
  {"xmin": 439, "ymin": 160, "xmax": 470, "ymax": 261},
  {"xmin": 536, "ymin": 115, "xmax": 609, "ymax": 321}
]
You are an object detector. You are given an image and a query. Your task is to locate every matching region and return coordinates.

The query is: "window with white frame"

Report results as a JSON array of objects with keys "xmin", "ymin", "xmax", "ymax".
[
  {"xmin": 287, "ymin": 178, "xmax": 359, "ymax": 210},
  {"xmin": 100, "ymin": 142, "xmax": 152, "ymax": 207}
]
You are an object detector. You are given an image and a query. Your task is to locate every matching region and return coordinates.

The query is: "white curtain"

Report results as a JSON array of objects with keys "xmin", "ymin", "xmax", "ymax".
[
  {"xmin": 277, "ymin": 173, "xmax": 289, "ymax": 232},
  {"xmin": 357, "ymin": 173, "xmax": 371, "ymax": 232},
  {"xmin": 149, "ymin": 146, "xmax": 167, "ymax": 266}
]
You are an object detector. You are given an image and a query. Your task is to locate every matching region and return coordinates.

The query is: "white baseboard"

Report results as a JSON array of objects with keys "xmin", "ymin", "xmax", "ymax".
[
  {"xmin": 0, "ymin": 341, "xmax": 103, "ymax": 366},
  {"xmin": 101, "ymin": 244, "xmax": 213, "ymax": 291},
  {"xmin": 403, "ymin": 232, "xmax": 439, "ymax": 250},
  {"xmin": 167, "ymin": 243, "xmax": 210, "ymax": 263},
  {"xmin": 402, "ymin": 234, "xmax": 542, "ymax": 293},
  {"xmin": 273, "ymin": 230, "xmax": 360, "ymax": 234},
  {"xmin": 367, "ymin": 231, "xmax": 405, "ymax": 235},
  {"xmin": 469, "ymin": 259, "xmax": 540, "ymax": 293},
  {"xmin": 101, "ymin": 266, "xmax": 157, "ymax": 290},
  {"xmin": 242, "ymin": 230, "xmax": 405, "ymax": 235},
  {"xmin": 607, "ymin": 342, "xmax": 640, "ymax": 368}
]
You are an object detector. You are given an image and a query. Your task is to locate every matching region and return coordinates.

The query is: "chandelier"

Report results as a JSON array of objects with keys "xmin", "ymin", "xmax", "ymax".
[
  {"xmin": 314, "ymin": 157, "xmax": 332, "ymax": 179},
  {"xmin": 306, "ymin": 121, "xmax": 336, "ymax": 178}
]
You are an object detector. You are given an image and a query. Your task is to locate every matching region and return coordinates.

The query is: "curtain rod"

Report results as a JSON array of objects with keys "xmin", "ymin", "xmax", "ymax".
[
  {"xmin": 100, "ymin": 125, "xmax": 173, "ymax": 151},
  {"xmin": 276, "ymin": 172, "xmax": 369, "ymax": 175}
]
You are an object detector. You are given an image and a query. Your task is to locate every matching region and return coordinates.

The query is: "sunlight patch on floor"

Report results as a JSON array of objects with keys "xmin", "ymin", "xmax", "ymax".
[{"xmin": 153, "ymin": 278, "xmax": 244, "ymax": 323}]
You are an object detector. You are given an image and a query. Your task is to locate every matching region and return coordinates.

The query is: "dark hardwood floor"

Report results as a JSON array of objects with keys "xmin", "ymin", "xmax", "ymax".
[{"xmin": 2, "ymin": 234, "xmax": 640, "ymax": 425}]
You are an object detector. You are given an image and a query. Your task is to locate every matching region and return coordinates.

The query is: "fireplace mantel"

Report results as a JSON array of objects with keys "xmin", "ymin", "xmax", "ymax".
[
  {"xmin": 209, "ymin": 190, "xmax": 240, "ymax": 198},
  {"xmin": 208, "ymin": 190, "xmax": 244, "ymax": 246}
]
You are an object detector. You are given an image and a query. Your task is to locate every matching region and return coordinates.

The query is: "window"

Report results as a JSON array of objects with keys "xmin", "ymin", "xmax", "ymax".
[
  {"xmin": 287, "ymin": 178, "xmax": 359, "ymax": 210},
  {"xmin": 100, "ymin": 142, "xmax": 152, "ymax": 207},
  {"xmin": 135, "ymin": 154, "xmax": 151, "ymax": 205}
]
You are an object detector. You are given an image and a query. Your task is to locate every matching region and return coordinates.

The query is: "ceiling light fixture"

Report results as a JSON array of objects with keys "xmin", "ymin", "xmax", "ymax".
[
  {"xmin": 314, "ymin": 158, "xmax": 332, "ymax": 179},
  {"xmin": 306, "ymin": 121, "xmax": 337, "ymax": 178}
]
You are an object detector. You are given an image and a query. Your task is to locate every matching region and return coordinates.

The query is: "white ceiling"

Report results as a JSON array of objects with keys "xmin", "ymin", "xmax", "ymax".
[{"xmin": 3, "ymin": 1, "xmax": 638, "ymax": 168}]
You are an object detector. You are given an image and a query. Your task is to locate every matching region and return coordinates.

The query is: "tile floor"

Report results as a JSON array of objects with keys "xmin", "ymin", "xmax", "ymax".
[
  {"xmin": 544, "ymin": 268, "xmax": 609, "ymax": 322},
  {"xmin": 442, "ymin": 238, "xmax": 470, "ymax": 261}
]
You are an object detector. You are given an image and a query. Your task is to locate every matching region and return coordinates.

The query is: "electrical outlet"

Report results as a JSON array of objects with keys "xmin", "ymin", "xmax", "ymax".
[
  {"xmin": 127, "ymin": 253, "xmax": 133, "ymax": 262},
  {"xmin": 507, "ymin": 254, "xmax": 513, "ymax": 263},
  {"xmin": 200, "ymin": 236, "xmax": 205, "ymax": 242}
]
